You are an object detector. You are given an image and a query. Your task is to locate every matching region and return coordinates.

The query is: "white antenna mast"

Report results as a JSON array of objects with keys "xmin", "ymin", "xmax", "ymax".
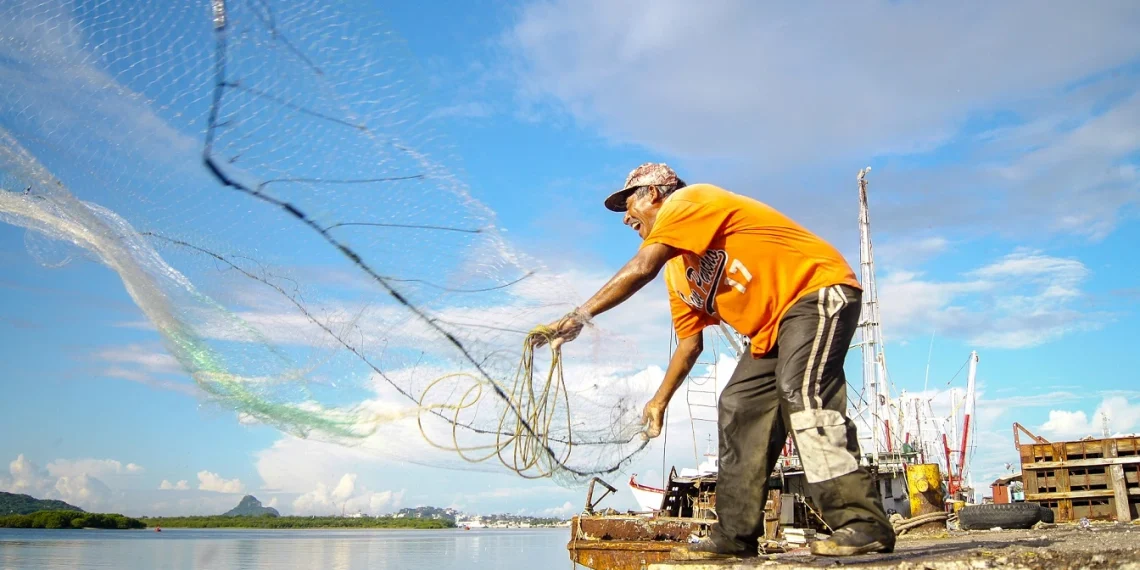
[
  {"xmin": 856, "ymin": 167, "xmax": 891, "ymax": 462},
  {"xmin": 923, "ymin": 330, "xmax": 935, "ymax": 394}
]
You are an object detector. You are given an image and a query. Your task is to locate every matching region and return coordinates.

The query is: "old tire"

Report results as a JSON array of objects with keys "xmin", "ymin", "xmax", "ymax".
[
  {"xmin": 1038, "ymin": 505, "xmax": 1055, "ymax": 524},
  {"xmin": 958, "ymin": 503, "xmax": 1043, "ymax": 530}
]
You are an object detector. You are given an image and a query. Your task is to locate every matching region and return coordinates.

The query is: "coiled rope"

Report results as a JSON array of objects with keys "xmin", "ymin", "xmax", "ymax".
[{"xmin": 416, "ymin": 325, "xmax": 578, "ymax": 479}]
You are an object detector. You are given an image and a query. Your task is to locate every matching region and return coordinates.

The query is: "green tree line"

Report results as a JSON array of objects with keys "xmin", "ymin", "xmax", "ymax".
[
  {"xmin": 139, "ymin": 515, "xmax": 455, "ymax": 529},
  {"xmin": 0, "ymin": 510, "xmax": 145, "ymax": 529}
]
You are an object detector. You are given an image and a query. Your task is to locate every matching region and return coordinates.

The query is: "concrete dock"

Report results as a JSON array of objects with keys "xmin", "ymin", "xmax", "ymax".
[{"xmin": 648, "ymin": 522, "xmax": 1140, "ymax": 569}]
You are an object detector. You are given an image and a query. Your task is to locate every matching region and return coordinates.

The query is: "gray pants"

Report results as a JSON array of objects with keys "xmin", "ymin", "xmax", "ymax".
[{"xmin": 711, "ymin": 284, "xmax": 892, "ymax": 550}]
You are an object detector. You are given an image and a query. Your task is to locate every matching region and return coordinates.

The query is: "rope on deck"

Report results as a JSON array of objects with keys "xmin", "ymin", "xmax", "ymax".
[{"xmin": 892, "ymin": 511, "xmax": 953, "ymax": 535}]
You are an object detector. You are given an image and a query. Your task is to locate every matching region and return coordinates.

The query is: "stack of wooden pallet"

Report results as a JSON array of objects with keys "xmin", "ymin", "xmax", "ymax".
[{"xmin": 1020, "ymin": 435, "xmax": 1139, "ymax": 523}]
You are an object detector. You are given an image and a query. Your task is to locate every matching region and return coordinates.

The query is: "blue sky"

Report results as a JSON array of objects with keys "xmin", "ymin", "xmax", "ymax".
[{"xmin": 2, "ymin": 0, "xmax": 1139, "ymax": 518}]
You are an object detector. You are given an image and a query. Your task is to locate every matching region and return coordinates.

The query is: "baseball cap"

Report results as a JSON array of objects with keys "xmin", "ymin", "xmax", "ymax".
[{"xmin": 604, "ymin": 162, "xmax": 686, "ymax": 212}]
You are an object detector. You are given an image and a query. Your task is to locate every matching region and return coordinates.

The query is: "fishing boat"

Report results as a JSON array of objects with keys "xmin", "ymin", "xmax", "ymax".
[
  {"xmin": 627, "ymin": 475, "xmax": 665, "ymax": 513},
  {"xmin": 628, "ymin": 442, "xmax": 719, "ymax": 512}
]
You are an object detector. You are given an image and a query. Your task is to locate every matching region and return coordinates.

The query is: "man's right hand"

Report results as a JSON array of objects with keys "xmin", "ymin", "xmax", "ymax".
[
  {"xmin": 531, "ymin": 309, "xmax": 589, "ymax": 350},
  {"xmin": 641, "ymin": 398, "xmax": 667, "ymax": 439}
]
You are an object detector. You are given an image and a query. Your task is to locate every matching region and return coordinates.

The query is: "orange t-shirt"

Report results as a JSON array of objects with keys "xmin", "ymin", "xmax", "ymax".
[{"xmin": 641, "ymin": 183, "xmax": 861, "ymax": 356}]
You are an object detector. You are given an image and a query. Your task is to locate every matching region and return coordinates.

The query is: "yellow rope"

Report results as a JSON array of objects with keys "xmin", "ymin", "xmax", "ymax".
[{"xmin": 416, "ymin": 324, "xmax": 576, "ymax": 479}]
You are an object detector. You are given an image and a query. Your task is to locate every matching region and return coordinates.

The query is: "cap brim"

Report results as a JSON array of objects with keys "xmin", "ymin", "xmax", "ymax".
[{"xmin": 604, "ymin": 188, "xmax": 635, "ymax": 212}]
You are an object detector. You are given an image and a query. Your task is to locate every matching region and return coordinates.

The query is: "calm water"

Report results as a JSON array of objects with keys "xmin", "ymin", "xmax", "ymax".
[{"xmin": 0, "ymin": 527, "xmax": 577, "ymax": 570}]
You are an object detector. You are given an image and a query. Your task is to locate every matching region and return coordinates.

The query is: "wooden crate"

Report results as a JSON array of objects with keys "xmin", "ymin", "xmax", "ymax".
[{"xmin": 1020, "ymin": 436, "xmax": 1139, "ymax": 523}]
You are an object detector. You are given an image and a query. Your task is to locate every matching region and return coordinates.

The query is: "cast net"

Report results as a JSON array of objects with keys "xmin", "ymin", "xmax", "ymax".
[{"xmin": 0, "ymin": 0, "xmax": 658, "ymax": 484}]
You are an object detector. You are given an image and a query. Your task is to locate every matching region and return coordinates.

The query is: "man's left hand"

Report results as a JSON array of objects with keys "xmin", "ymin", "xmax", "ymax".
[{"xmin": 641, "ymin": 398, "xmax": 667, "ymax": 440}]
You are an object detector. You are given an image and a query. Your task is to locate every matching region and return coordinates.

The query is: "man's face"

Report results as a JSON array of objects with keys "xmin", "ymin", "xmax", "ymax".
[{"xmin": 622, "ymin": 186, "xmax": 664, "ymax": 240}]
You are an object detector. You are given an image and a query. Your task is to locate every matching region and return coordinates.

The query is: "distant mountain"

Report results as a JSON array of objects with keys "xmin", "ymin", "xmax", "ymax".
[
  {"xmin": 0, "ymin": 492, "xmax": 85, "ymax": 515},
  {"xmin": 223, "ymin": 495, "xmax": 279, "ymax": 517},
  {"xmin": 395, "ymin": 506, "xmax": 457, "ymax": 522}
]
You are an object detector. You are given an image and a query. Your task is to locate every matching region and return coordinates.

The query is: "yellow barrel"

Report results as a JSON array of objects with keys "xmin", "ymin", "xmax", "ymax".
[{"xmin": 905, "ymin": 463, "xmax": 946, "ymax": 518}]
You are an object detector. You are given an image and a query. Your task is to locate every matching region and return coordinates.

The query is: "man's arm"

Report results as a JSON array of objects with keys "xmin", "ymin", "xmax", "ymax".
[
  {"xmin": 538, "ymin": 242, "xmax": 678, "ymax": 347},
  {"xmin": 579, "ymin": 242, "xmax": 678, "ymax": 318},
  {"xmin": 642, "ymin": 331, "xmax": 703, "ymax": 438}
]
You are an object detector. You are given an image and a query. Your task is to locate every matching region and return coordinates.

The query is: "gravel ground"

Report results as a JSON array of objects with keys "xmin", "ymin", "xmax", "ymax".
[{"xmin": 651, "ymin": 521, "xmax": 1140, "ymax": 570}]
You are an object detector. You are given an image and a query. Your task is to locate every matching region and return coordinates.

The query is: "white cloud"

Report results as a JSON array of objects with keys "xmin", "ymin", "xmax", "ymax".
[
  {"xmin": 878, "ymin": 250, "xmax": 1105, "ymax": 348},
  {"xmin": 167, "ymin": 264, "xmax": 672, "ymax": 377},
  {"xmin": 1040, "ymin": 396, "xmax": 1140, "ymax": 440},
  {"xmin": 92, "ymin": 343, "xmax": 200, "ymax": 397},
  {"xmin": 506, "ymin": 1, "xmax": 1140, "ymax": 163},
  {"xmin": 542, "ymin": 500, "xmax": 577, "ymax": 518},
  {"xmin": 980, "ymin": 392, "xmax": 1082, "ymax": 418},
  {"xmin": 457, "ymin": 485, "xmax": 576, "ymax": 503},
  {"xmin": 159, "ymin": 479, "xmax": 190, "ymax": 491},
  {"xmin": 255, "ymin": 433, "xmax": 435, "ymax": 516},
  {"xmin": 53, "ymin": 474, "xmax": 112, "ymax": 511},
  {"xmin": 0, "ymin": 0, "xmax": 201, "ymax": 170},
  {"xmin": 92, "ymin": 345, "xmax": 182, "ymax": 375},
  {"xmin": 504, "ymin": 1, "xmax": 1140, "ymax": 240},
  {"xmin": 985, "ymin": 92, "xmax": 1140, "ymax": 240},
  {"xmin": 874, "ymin": 237, "xmax": 951, "ymax": 269},
  {"xmin": 47, "ymin": 458, "xmax": 144, "ymax": 479},
  {"xmin": 257, "ymin": 437, "xmax": 393, "ymax": 495},
  {"xmin": 0, "ymin": 454, "xmax": 113, "ymax": 511},
  {"xmin": 426, "ymin": 102, "xmax": 494, "ymax": 121},
  {"xmin": 0, "ymin": 454, "xmax": 52, "ymax": 497},
  {"xmin": 291, "ymin": 474, "xmax": 404, "ymax": 516},
  {"xmin": 445, "ymin": 484, "xmax": 581, "ymax": 515},
  {"xmin": 1041, "ymin": 410, "xmax": 1090, "ymax": 439},
  {"xmin": 197, "ymin": 471, "xmax": 245, "ymax": 494}
]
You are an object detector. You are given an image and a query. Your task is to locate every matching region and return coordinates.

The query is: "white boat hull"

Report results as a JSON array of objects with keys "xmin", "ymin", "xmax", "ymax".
[{"xmin": 628, "ymin": 475, "xmax": 665, "ymax": 512}]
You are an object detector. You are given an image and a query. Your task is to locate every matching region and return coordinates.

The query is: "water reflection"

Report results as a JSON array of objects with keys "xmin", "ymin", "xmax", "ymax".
[{"xmin": 0, "ymin": 528, "xmax": 570, "ymax": 570}]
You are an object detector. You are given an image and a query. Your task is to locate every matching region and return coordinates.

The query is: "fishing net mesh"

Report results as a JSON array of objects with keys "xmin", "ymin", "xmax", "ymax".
[{"xmin": 0, "ymin": 0, "xmax": 660, "ymax": 484}]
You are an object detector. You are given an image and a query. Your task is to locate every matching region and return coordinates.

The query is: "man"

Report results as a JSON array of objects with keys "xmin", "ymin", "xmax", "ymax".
[{"xmin": 539, "ymin": 163, "xmax": 894, "ymax": 558}]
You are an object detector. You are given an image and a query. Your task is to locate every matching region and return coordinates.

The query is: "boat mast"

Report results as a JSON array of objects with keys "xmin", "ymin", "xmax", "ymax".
[
  {"xmin": 913, "ymin": 397, "xmax": 925, "ymax": 462},
  {"xmin": 856, "ymin": 167, "xmax": 890, "ymax": 463},
  {"xmin": 952, "ymin": 351, "xmax": 978, "ymax": 496}
]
